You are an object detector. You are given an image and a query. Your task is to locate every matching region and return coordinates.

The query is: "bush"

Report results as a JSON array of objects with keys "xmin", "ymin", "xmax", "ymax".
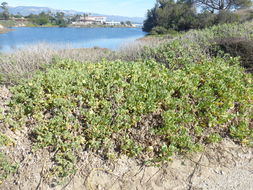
[
  {"xmin": 215, "ymin": 10, "xmax": 240, "ymax": 24},
  {"xmin": 196, "ymin": 11, "xmax": 216, "ymax": 29},
  {"xmin": 181, "ymin": 22, "xmax": 253, "ymax": 72},
  {"xmin": 235, "ymin": 8, "xmax": 253, "ymax": 22},
  {"xmin": 150, "ymin": 26, "xmax": 168, "ymax": 35},
  {"xmin": 5, "ymin": 57, "xmax": 253, "ymax": 178},
  {"xmin": 214, "ymin": 37, "xmax": 253, "ymax": 72},
  {"xmin": 150, "ymin": 26, "xmax": 178, "ymax": 35},
  {"xmin": 176, "ymin": 22, "xmax": 253, "ymax": 64}
]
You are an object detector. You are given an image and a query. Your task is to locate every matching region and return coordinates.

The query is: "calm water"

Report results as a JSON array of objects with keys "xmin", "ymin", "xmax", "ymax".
[{"xmin": 0, "ymin": 27, "xmax": 146, "ymax": 52}]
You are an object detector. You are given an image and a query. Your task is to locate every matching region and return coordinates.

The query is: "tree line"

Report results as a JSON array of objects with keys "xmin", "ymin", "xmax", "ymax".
[
  {"xmin": 143, "ymin": 0, "xmax": 253, "ymax": 34},
  {"xmin": 0, "ymin": 2, "xmax": 71, "ymax": 27}
]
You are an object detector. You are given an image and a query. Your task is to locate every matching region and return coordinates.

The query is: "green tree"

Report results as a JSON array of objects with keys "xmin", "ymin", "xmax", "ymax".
[
  {"xmin": 125, "ymin": 21, "xmax": 132, "ymax": 26},
  {"xmin": 143, "ymin": 4, "xmax": 159, "ymax": 32},
  {"xmin": 71, "ymin": 14, "xmax": 81, "ymax": 22},
  {"xmin": 29, "ymin": 12, "xmax": 50, "ymax": 25},
  {"xmin": 193, "ymin": 0, "xmax": 252, "ymax": 12},
  {"xmin": 143, "ymin": 0, "xmax": 197, "ymax": 32},
  {"xmin": 1, "ymin": 2, "xmax": 10, "ymax": 20},
  {"xmin": 196, "ymin": 11, "xmax": 216, "ymax": 28},
  {"xmin": 55, "ymin": 12, "xmax": 68, "ymax": 27}
]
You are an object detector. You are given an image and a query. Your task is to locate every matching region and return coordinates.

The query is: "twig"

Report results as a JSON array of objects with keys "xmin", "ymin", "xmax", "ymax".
[
  {"xmin": 61, "ymin": 174, "xmax": 75, "ymax": 190},
  {"xmin": 146, "ymin": 168, "xmax": 160, "ymax": 183},
  {"xmin": 35, "ymin": 163, "xmax": 45, "ymax": 190},
  {"xmin": 187, "ymin": 153, "xmax": 204, "ymax": 190}
]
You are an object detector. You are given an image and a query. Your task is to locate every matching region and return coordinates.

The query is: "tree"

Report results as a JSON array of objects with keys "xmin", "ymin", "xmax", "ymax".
[
  {"xmin": 143, "ymin": 4, "xmax": 159, "ymax": 32},
  {"xmin": 55, "ymin": 12, "xmax": 68, "ymax": 27},
  {"xmin": 1, "ymin": 2, "xmax": 9, "ymax": 20},
  {"xmin": 143, "ymin": 0, "xmax": 197, "ymax": 32},
  {"xmin": 71, "ymin": 14, "xmax": 81, "ymax": 22},
  {"xmin": 193, "ymin": 0, "xmax": 252, "ymax": 12},
  {"xmin": 28, "ymin": 12, "xmax": 50, "ymax": 25},
  {"xmin": 126, "ymin": 21, "xmax": 132, "ymax": 26}
]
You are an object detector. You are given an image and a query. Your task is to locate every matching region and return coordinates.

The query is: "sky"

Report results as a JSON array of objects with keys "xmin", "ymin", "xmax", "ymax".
[{"xmin": 4, "ymin": 0, "xmax": 156, "ymax": 17}]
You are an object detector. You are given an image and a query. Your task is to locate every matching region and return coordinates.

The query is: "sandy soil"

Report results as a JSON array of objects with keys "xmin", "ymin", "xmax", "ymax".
[{"xmin": 0, "ymin": 86, "xmax": 252, "ymax": 190}]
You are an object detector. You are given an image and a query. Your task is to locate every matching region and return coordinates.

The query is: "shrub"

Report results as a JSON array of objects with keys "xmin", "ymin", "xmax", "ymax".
[
  {"xmin": 140, "ymin": 22, "xmax": 253, "ymax": 68},
  {"xmin": 213, "ymin": 37, "xmax": 253, "ymax": 73},
  {"xmin": 5, "ymin": 57, "xmax": 253, "ymax": 178},
  {"xmin": 150, "ymin": 26, "xmax": 178, "ymax": 36},
  {"xmin": 140, "ymin": 39, "xmax": 206, "ymax": 68},
  {"xmin": 150, "ymin": 26, "xmax": 169, "ymax": 35},
  {"xmin": 215, "ymin": 10, "xmax": 240, "ymax": 24},
  {"xmin": 235, "ymin": 8, "xmax": 253, "ymax": 22},
  {"xmin": 196, "ymin": 11, "xmax": 216, "ymax": 29}
]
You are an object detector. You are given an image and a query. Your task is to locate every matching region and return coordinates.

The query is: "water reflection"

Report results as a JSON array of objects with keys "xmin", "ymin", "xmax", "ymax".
[{"xmin": 0, "ymin": 27, "xmax": 146, "ymax": 53}]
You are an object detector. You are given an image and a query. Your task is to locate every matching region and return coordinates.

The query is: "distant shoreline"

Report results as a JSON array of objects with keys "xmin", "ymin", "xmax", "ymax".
[
  {"xmin": 0, "ymin": 26, "xmax": 13, "ymax": 34},
  {"xmin": 12, "ymin": 24, "xmax": 142, "ymax": 29}
]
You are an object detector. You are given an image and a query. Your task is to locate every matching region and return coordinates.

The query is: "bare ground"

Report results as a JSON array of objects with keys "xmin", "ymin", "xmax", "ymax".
[{"xmin": 0, "ymin": 86, "xmax": 252, "ymax": 190}]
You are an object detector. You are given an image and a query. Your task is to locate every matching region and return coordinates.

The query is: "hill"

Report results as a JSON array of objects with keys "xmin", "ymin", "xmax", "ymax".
[{"xmin": 5, "ymin": 6, "xmax": 144, "ymax": 23}]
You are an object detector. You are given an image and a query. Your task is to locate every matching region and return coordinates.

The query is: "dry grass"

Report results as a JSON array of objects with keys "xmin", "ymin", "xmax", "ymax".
[
  {"xmin": 0, "ymin": 43, "xmax": 113, "ymax": 84},
  {"xmin": 117, "ymin": 36, "xmax": 169, "ymax": 61},
  {"xmin": 0, "ymin": 37, "xmax": 168, "ymax": 85}
]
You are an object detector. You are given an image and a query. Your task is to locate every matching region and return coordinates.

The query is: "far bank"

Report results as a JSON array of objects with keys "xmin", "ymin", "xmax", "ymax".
[{"xmin": 0, "ymin": 24, "xmax": 12, "ymax": 34}]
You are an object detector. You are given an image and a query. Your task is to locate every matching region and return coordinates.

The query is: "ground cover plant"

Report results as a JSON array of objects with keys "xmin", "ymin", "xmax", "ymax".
[
  {"xmin": 0, "ymin": 133, "xmax": 17, "ymax": 184},
  {"xmin": 4, "ymin": 54, "xmax": 252, "ymax": 178}
]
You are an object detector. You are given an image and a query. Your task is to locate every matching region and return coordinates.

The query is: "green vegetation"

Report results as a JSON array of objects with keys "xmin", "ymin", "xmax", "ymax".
[
  {"xmin": 0, "ymin": 14, "xmax": 252, "ymax": 184},
  {"xmin": 27, "ymin": 12, "xmax": 69, "ymax": 27},
  {"xmin": 193, "ymin": 0, "xmax": 252, "ymax": 12},
  {"xmin": 0, "ymin": 2, "xmax": 10, "ymax": 20},
  {"xmin": 0, "ymin": 20, "xmax": 21, "ymax": 27},
  {"xmin": 0, "ymin": 133, "xmax": 17, "ymax": 184},
  {"xmin": 0, "ymin": 152, "xmax": 17, "ymax": 184},
  {"xmin": 0, "ymin": 2, "xmax": 69, "ymax": 27},
  {"xmin": 3, "ymin": 23, "xmax": 252, "ymax": 179},
  {"xmin": 143, "ymin": 0, "xmax": 253, "ymax": 33},
  {"xmin": 144, "ymin": 22, "xmax": 253, "ymax": 72}
]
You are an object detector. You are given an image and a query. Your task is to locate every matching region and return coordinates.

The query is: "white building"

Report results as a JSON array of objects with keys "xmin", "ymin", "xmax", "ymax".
[
  {"xmin": 105, "ymin": 21, "xmax": 121, "ymax": 26},
  {"xmin": 72, "ymin": 16, "xmax": 107, "ymax": 25}
]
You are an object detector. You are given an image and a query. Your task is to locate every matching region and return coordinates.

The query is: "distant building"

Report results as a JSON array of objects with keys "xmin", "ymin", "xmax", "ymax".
[
  {"xmin": 105, "ymin": 21, "xmax": 121, "ymax": 26},
  {"xmin": 12, "ymin": 17, "xmax": 26, "ymax": 22},
  {"xmin": 72, "ymin": 16, "xmax": 107, "ymax": 25},
  {"xmin": 132, "ymin": 24, "xmax": 143, "ymax": 28}
]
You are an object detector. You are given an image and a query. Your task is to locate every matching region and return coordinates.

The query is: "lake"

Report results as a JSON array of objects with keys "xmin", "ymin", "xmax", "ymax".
[{"xmin": 0, "ymin": 27, "xmax": 146, "ymax": 52}]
